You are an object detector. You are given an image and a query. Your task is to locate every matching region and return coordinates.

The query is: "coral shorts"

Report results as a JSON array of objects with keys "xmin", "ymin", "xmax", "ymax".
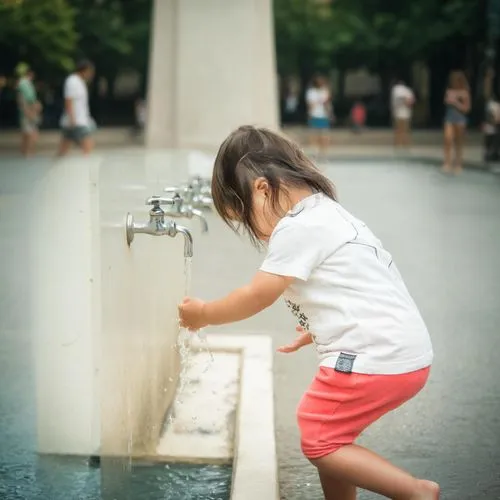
[{"xmin": 297, "ymin": 366, "xmax": 430, "ymax": 459}]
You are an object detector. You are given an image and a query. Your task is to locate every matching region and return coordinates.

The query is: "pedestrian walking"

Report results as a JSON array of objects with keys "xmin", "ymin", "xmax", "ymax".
[
  {"xmin": 58, "ymin": 59, "xmax": 95, "ymax": 156},
  {"xmin": 179, "ymin": 125, "xmax": 438, "ymax": 500},
  {"xmin": 483, "ymin": 94, "xmax": 500, "ymax": 163},
  {"xmin": 442, "ymin": 71, "xmax": 471, "ymax": 174},
  {"xmin": 16, "ymin": 63, "xmax": 41, "ymax": 157}
]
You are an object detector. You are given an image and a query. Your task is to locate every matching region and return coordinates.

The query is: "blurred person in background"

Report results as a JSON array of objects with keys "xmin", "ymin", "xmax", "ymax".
[
  {"xmin": 442, "ymin": 70, "xmax": 471, "ymax": 174},
  {"xmin": 350, "ymin": 100, "xmax": 367, "ymax": 133},
  {"xmin": 483, "ymin": 94, "xmax": 500, "ymax": 163},
  {"xmin": 391, "ymin": 79, "xmax": 415, "ymax": 148},
  {"xmin": 0, "ymin": 74, "xmax": 6, "ymax": 125},
  {"xmin": 306, "ymin": 75, "xmax": 333, "ymax": 156},
  {"xmin": 284, "ymin": 80, "xmax": 299, "ymax": 124},
  {"xmin": 58, "ymin": 59, "xmax": 95, "ymax": 156},
  {"xmin": 0, "ymin": 74, "xmax": 6, "ymax": 99},
  {"xmin": 131, "ymin": 92, "xmax": 147, "ymax": 138},
  {"xmin": 16, "ymin": 63, "xmax": 42, "ymax": 157}
]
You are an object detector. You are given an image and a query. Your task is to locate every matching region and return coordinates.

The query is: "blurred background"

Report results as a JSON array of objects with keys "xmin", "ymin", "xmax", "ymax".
[{"xmin": 0, "ymin": 0, "xmax": 495, "ymax": 131}]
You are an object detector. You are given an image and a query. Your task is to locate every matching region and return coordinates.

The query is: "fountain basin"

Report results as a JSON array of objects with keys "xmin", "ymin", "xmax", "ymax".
[{"xmin": 157, "ymin": 334, "xmax": 279, "ymax": 500}]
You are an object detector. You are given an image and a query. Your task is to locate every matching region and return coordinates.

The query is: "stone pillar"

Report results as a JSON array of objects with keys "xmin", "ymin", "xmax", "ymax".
[{"xmin": 146, "ymin": 0, "xmax": 278, "ymax": 150}]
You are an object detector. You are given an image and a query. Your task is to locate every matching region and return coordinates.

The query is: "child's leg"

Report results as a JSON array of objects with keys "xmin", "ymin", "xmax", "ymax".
[
  {"xmin": 298, "ymin": 367, "xmax": 435, "ymax": 500},
  {"xmin": 311, "ymin": 445, "xmax": 439, "ymax": 500},
  {"xmin": 442, "ymin": 123, "xmax": 454, "ymax": 171},
  {"xmin": 319, "ymin": 471, "xmax": 356, "ymax": 500}
]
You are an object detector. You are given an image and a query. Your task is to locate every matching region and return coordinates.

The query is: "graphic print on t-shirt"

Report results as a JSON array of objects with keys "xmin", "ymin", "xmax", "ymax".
[{"xmin": 285, "ymin": 299, "xmax": 310, "ymax": 331}]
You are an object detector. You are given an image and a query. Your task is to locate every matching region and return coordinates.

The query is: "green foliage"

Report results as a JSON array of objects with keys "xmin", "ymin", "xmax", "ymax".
[
  {"xmin": 329, "ymin": 0, "xmax": 481, "ymax": 70},
  {"xmin": 0, "ymin": 0, "xmax": 77, "ymax": 74},
  {"xmin": 0, "ymin": 0, "xmax": 152, "ymax": 78},
  {"xmin": 71, "ymin": 0, "xmax": 152, "ymax": 76},
  {"xmin": 275, "ymin": 0, "xmax": 484, "ymax": 76},
  {"xmin": 274, "ymin": 0, "xmax": 335, "ymax": 75}
]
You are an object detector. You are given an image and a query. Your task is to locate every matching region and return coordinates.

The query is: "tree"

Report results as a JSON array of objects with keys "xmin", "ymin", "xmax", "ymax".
[
  {"xmin": 327, "ymin": 0, "xmax": 483, "ymax": 76},
  {"xmin": 70, "ymin": 0, "xmax": 152, "ymax": 97},
  {"xmin": 0, "ymin": 0, "xmax": 77, "ymax": 76},
  {"xmin": 274, "ymin": 0, "xmax": 335, "ymax": 78}
]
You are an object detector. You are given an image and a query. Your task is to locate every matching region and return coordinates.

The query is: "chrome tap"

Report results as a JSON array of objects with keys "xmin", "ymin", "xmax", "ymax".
[
  {"xmin": 176, "ymin": 177, "xmax": 213, "ymax": 210},
  {"xmin": 163, "ymin": 187, "xmax": 209, "ymax": 232},
  {"xmin": 125, "ymin": 196, "xmax": 194, "ymax": 257}
]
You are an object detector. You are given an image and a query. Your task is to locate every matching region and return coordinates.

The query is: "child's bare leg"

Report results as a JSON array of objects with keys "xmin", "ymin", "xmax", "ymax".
[
  {"xmin": 453, "ymin": 124, "xmax": 465, "ymax": 174},
  {"xmin": 319, "ymin": 471, "xmax": 356, "ymax": 500},
  {"xmin": 311, "ymin": 444, "xmax": 439, "ymax": 499},
  {"xmin": 442, "ymin": 124, "xmax": 453, "ymax": 172}
]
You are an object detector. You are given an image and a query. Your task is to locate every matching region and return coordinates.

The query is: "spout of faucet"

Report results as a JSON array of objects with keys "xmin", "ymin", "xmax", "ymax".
[
  {"xmin": 191, "ymin": 208, "xmax": 209, "ymax": 233},
  {"xmin": 175, "ymin": 224, "xmax": 194, "ymax": 258}
]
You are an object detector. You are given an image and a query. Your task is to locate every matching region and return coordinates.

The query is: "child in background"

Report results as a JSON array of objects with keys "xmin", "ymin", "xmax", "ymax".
[
  {"xmin": 351, "ymin": 101, "xmax": 366, "ymax": 133},
  {"xmin": 179, "ymin": 126, "xmax": 438, "ymax": 500}
]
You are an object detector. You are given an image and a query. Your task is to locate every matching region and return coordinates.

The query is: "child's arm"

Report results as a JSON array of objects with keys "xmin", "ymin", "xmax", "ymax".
[{"xmin": 179, "ymin": 271, "xmax": 293, "ymax": 330}]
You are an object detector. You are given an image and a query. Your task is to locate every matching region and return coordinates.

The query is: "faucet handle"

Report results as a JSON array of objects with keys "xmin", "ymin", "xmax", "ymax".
[
  {"xmin": 146, "ymin": 195, "xmax": 175, "ymax": 206},
  {"xmin": 164, "ymin": 187, "xmax": 182, "ymax": 196},
  {"xmin": 166, "ymin": 185, "xmax": 195, "ymax": 203}
]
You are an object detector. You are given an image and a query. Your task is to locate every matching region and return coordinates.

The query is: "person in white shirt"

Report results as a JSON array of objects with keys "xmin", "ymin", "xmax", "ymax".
[
  {"xmin": 57, "ymin": 59, "xmax": 95, "ymax": 156},
  {"xmin": 391, "ymin": 80, "xmax": 415, "ymax": 148},
  {"xmin": 179, "ymin": 126, "xmax": 439, "ymax": 500},
  {"xmin": 306, "ymin": 75, "xmax": 333, "ymax": 156}
]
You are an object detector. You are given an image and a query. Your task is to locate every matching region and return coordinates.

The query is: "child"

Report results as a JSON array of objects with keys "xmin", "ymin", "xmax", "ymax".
[
  {"xmin": 178, "ymin": 126, "xmax": 438, "ymax": 500},
  {"xmin": 350, "ymin": 101, "xmax": 366, "ymax": 133}
]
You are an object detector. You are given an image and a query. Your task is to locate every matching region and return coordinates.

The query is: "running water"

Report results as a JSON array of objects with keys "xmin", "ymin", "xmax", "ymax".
[
  {"xmin": 168, "ymin": 256, "xmax": 214, "ymax": 425},
  {"xmin": 182, "ymin": 256, "xmax": 213, "ymax": 367}
]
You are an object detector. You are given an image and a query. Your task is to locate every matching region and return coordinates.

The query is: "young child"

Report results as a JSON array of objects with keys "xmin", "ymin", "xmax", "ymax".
[
  {"xmin": 178, "ymin": 126, "xmax": 438, "ymax": 500},
  {"xmin": 350, "ymin": 101, "xmax": 366, "ymax": 133}
]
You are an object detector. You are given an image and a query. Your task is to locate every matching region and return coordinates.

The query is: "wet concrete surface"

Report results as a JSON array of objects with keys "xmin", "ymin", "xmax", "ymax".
[
  {"xmin": 193, "ymin": 160, "xmax": 500, "ymax": 500},
  {"xmin": 1, "ymin": 155, "xmax": 499, "ymax": 499}
]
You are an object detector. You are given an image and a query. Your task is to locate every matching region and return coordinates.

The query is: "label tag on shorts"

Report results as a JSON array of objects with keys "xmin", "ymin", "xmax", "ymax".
[{"xmin": 335, "ymin": 353, "xmax": 357, "ymax": 373}]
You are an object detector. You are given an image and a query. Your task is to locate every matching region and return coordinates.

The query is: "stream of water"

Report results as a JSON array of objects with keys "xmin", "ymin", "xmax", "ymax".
[{"xmin": 168, "ymin": 257, "xmax": 214, "ymax": 425}]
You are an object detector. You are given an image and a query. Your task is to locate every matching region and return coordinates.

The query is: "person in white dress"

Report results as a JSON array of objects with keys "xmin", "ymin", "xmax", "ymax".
[
  {"xmin": 306, "ymin": 75, "xmax": 333, "ymax": 156},
  {"xmin": 391, "ymin": 80, "xmax": 415, "ymax": 148}
]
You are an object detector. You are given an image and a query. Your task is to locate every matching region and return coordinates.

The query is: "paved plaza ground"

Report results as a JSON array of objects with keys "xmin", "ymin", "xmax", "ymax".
[
  {"xmin": 0, "ymin": 126, "xmax": 489, "ymax": 170},
  {"xmin": 1, "ymin": 150, "xmax": 499, "ymax": 499}
]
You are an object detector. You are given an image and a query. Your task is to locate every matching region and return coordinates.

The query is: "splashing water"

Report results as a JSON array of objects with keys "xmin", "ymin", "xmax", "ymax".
[
  {"xmin": 181, "ymin": 256, "xmax": 213, "ymax": 364},
  {"xmin": 168, "ymin": 257, "xmax": 214, "ymax": 425}
]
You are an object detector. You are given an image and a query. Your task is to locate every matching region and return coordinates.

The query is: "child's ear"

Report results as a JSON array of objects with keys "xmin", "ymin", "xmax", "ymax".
[{"xmin": 254, "ymin": 177, "xmax": 269, "ymax": 197}]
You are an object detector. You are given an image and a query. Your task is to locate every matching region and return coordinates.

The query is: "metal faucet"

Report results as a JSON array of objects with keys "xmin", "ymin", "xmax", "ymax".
[
  {"xmin": 190, "ymin": 176, "xmax": 213, "ymax": 208},
  {"xmin": 163, "ymin": 187, "xmax": 209, "ymax": 232},
  {"xmin": 169, "ymin": 178, "xmax": 213, "ymax": 210},
  {"xmin": 125, "ymin": 196, "xmax": 194, "ymax": 257}
]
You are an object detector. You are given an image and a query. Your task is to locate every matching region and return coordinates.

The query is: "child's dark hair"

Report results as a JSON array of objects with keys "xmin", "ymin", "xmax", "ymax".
[{"xmin": 211, "ymin": 125, "xmax": 337, "ymax": 244}]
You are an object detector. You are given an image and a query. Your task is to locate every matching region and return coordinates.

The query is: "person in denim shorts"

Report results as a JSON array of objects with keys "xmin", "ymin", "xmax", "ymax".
[{"xmin": 58, "ymin": 59, "xmax": 95, "ymax": 156}]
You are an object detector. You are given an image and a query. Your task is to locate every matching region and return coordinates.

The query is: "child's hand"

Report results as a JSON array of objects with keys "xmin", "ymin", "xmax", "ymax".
[
  {"xmin": 178, "ymin": 297, "xmax": 207, "ymax": 331},
  {"xmin": 277, "ymin": 326, "xmax": 313, "ymax": 354}
]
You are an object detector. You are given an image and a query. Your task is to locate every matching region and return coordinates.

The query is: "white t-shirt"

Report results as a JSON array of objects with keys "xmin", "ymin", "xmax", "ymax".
[
  {"xmin": 260, "ymin": 193, "xmax": 433, "ymax": 375},
  {"xmin": 61, "ymin": 73, "xmax": 91, "ymax": 127},
  {"xmin": 306, "ymin": 87, "xmax": 330, "ymax": 118},
  {"xmin": 391, "ymin": 84, "xmax": 415, "ymax": 120}
]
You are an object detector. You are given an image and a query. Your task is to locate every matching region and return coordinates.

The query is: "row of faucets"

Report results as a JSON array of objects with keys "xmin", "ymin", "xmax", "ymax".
[{"xmin": 125, "ymin": 176, "xmax": 213, "ymax": 257}]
